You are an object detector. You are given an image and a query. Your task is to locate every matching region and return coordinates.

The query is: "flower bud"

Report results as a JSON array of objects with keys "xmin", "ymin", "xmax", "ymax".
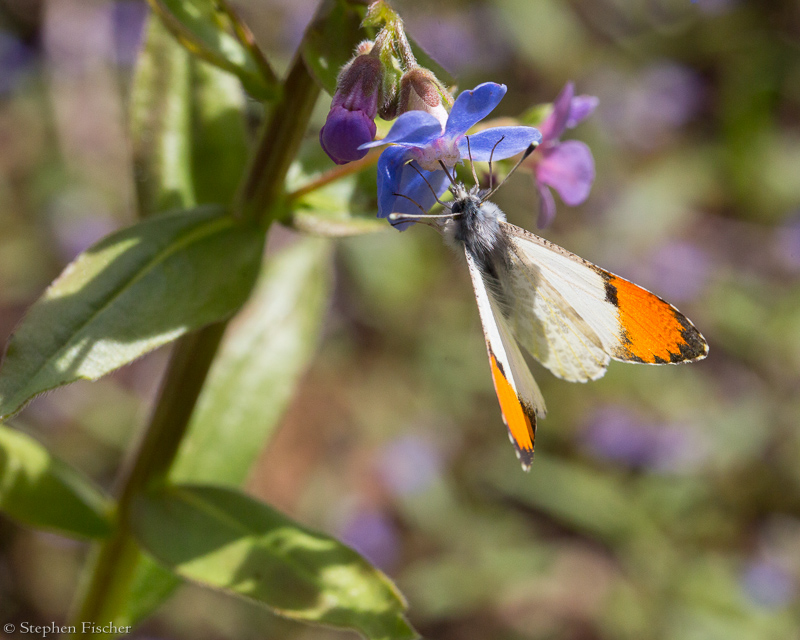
[
  {"xmin": 320, "ymin": 54, "xmax": 382, "ymax": 164},
  {"xmin": 396, "ymin": 67, "xmax": 451, "ymax": 130}
]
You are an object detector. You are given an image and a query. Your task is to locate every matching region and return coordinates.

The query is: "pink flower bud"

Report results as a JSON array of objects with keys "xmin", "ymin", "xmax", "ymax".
[{"xmin": 397, "ymin": 67, "xmax": 451, "ymax": 130}]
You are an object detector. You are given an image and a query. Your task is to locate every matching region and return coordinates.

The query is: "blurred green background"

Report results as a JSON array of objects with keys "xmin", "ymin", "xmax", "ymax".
[{"xmin": 2, "ymin": 0, "xmax": 800, "ymax": 639}]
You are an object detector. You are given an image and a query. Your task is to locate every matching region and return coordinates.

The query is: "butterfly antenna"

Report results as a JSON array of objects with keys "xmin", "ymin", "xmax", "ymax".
[
  {"xmin": 438, "ymin": 160, "xmax": 457, "ymax": 186},
  {"xmin": 465, "ymin": 136, "xmax": 480, "ymax": 188},
  {"xmin": 389, "ymin": 192, "xmax": 459, "ymax": 226},
  {"xmin": 391, "ymin": 191, "xmax": 430, "ymax": 217},
  {"xmin": 406, "ymin": 162, "xmax": 453, "ymax": 209},
  {"xmin": 487, "ymin": 135, "xmax": 505, "ymax": 193},
  {"xmin": 482, "ymin": 142, "xmax": 538, "ymax": 203}
]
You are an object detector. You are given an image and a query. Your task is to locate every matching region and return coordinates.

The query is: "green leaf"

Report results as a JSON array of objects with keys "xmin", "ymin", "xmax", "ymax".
[
  {"xmin": 148, "ymin": 0, "xmax": 279, "ymax": 101},
  {"xmin": 172, "ymin": 237, "xmax": 333, "ymax": 484},
  {"xmin": 291, "ymin": 177, "xmax": 387, "ymax": 237},
  {"xmin": 302, "ymin": 0, "xmax": 365, "ymax": 95},
  {"xmin": 0, "ymin": 425, "xmax": 112, "ymax": 538},
  {"xmin": 0, "ymin": 207, "xmax": 264, "ymax": 421},
  {"xmin": 518, "ymin": 102, "xmax": 552, "ymax": 127},
  {"xmin": 190, "ymin": 58, "xmax": 249, "ymax": 206},
  {"xmin": 132, "ymin": 485, "xmax": 418, "ymax": 640},
  {"xmin": 292, "ymin": 209, "xmax": 387, "ymax": 237},
  {"xmin": 113, "ymin": 238, "xmax": 334, "ymax": 628},
  {"xmin": 131, "ymin": 14, "xmax": 196, "ymax": 216}
]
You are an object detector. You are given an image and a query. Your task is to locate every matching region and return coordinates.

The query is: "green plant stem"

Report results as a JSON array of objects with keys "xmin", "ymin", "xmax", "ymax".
[
  {"xmin": 238, "ymin": 53, "xmax": 320, "ymax": 225},
  {"xmin": 68, "ymin": 322, "xmax": 228, "ymax": 631}
]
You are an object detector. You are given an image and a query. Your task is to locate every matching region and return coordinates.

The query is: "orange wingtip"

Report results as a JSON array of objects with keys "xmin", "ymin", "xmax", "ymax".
[
  {"xmin": 604, "ymin": 274, "xmax": 709, "ymax": 364},
  {"xmin": 489, "ymin": 353, "xmax": 536, "ymax": 470}
]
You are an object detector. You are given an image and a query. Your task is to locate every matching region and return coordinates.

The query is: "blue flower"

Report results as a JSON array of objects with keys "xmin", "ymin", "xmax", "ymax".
[{"xmin": 361, "ymin": 82, "xmax": 541, "ymax": 228}]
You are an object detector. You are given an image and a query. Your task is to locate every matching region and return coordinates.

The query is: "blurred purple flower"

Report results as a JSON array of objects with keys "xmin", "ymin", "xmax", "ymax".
[
  {"xmin": 641, "ymin": 241, "xmax": 712, "ymax": 303},
  {"xmin": 741, "ymin": 560, "xmax": 796, "ymax": 608},
  {"xmin": 49, "ymin": 189, "xmax": 120, "ymax": 261},
  {"xmin": 361, "ymin": 82, "xmax": 541, "ymax": 228},
  {"xmin": 595, "ymin": 63, "xmax": 704, "ymax": 151},
  {"xmin": 0, "ymin": 30, "xmax": 36, "ymax": 95},
  {"xmin": 378, "ymin": 434, "xmax": 442, "ymax": 496},
  {"xmin": 405, "ymin": 7, "xmax": 511, "ymax": 74},
  {"xmin": 774, "ymin": 212, "xmax": 800, "ymax": 272},
  {"xmin": 529, "ymin": 82, "xmax": 597, "ymax": 228},
  {"xmin": 111, "ymin": 1, "xmax": 149, "ymax": 67},
  {"xmin": 582, "ymin": 405, "xmax": 706, "ymax": 473},
  {"xmin": 338, "ymin": 506, "xmax": 400, "ymax": 571},
  {"xmin": 320, "ymin": 55, "xmax": 382, "ymax": 165}
]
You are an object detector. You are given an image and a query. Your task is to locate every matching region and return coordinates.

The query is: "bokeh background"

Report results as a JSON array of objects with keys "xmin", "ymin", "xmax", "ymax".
[{"xmin": 3, "ymin": 0, "xmax": 800, "ymax": 638}]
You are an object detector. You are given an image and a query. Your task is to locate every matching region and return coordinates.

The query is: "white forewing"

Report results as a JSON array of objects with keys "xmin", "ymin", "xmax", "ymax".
[
  {"xmin": 499, "ymin": 221, "xmax": 621, "ymax": 382},
  {"xmin": 465, "ymin": 250, "xmax": 546, "ymax": 418}
]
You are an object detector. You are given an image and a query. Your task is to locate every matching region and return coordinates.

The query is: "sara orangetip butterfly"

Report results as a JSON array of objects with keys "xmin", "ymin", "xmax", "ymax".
[{"xmin": 390, "ymin": 144, "xmax": 709, "ymax": 470}]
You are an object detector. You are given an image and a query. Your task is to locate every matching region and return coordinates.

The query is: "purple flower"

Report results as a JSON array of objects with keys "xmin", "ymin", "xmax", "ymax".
[
  {"xmin": 320, "ymin": 55, "xmax": 382, "ymax": 165},
  {"xmin": 361, "ymin": 82, "xmax": 541, "ymax": 229},
  {"xmin": 531, "ymin": 82, "xmax": 597, "ymax": 228},
  {"xmin": 338, "ymin": 506, "xmax": 400, "ymax": 570},
  {"xmin": 378, "ymin": 434, "xmax": 443, "ymax": 496},
  {"xmin": 741, "ymin": 560, "xmax": 797, "ymax": 608},
  {"xmin": 0, "ymin": 30, "xmax": 35, "ymax": 95}
]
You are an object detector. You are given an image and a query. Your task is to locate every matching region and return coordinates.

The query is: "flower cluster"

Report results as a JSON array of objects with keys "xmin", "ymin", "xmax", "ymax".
[
  {"xmin": 361, "ymin": 82, "xmax": 540, "ymax": 227},
  {"xmin": 319, "ymin": 2, "xmax": 452, "ymax": 166},
  {"xmin": 318, "ymin": 3, "xmax": 598, "ymax": 229}
]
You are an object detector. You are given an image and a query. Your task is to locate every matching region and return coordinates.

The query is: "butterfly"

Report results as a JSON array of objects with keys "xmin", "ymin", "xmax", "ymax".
[{"xmin": 389, "ymin": 143, "xmax": 709, "ymax": 470}]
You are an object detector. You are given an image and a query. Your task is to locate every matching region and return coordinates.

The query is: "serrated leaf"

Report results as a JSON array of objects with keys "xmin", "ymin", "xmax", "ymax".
[
  {"xmin": 132, "ymin": 485, "xmax": 418, "ymax": 640},
  {"xmin": 148, "ymin": 0, "xmax": 278, "ymax": 101},
  {"xmin": 0, "ymin": 425, "xmax": 112, "ymax": 538},
  {"xmin": 131, "ymin": 14, "xmax": 196, "ymax": 216},
  {"xmin": 191, "ymin": 58, "xmax": 249, "ymax": 206},
  {"xmin": 172, "ymin": 237, "xmax": 333, "ymax": 483},
  {"xmin": 0, "ymin": 207, "xmax": 264, "ymax": 421}
]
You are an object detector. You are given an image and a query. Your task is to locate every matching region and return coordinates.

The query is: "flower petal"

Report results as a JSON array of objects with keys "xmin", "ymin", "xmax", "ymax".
[
  {"xmin": 458, "ymin": 126, "xmax": 542, "ymax": 161},
  {"xmin": 376, "ymin": 148, "xmax": 448, "ymax": 229},
  {"xmin": 359, "ymin": 110, "xmax": 442, "ymax": 150},
  {"xmin": 376, "ymin": 146, "xmax": 410, "ymax": 218},
  {"xmin": 538, "ymin": 82, "xmax": 574, "ymax": 142},
  {"xmin": 567, "ymin": 95, "xmax": 599, "ymax": 128},
  {"xmin": 536, "ymin": 182, "xmax": 557, "ymax": 228},
  {"xmin": 320, "ymin": 106, "xmax": 377, "ymax": 164},
  {"xmin": 444, "ymin": 82, "xmax": 507, "ymax": 139},
  {"xmin": 534, "ymin": 140, "xmax": 595, "ymax": 206},
  {"xmin": 390, "ymin": 165, "xmax": 449, "ymax": 230}
]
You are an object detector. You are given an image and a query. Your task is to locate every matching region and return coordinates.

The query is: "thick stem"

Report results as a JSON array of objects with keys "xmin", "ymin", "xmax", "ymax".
[
  {"xmin": 237, "ymin": 54, "xmax": 320, "ymax": 225},
  {"xmin": 67, "ymin": 322, "xmax": 227, "ymax": 631}
]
